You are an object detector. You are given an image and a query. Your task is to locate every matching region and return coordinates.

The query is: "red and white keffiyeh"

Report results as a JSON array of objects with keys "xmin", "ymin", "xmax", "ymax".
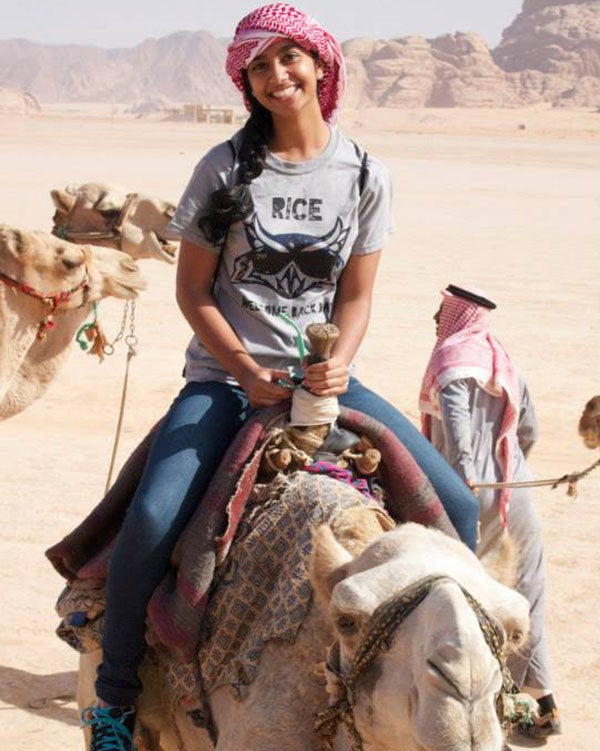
[
  {"xmin": 419, "ymin": 288, "xmax": 521, "ymax": 529},
  {"xmin": 225, "ymin": 3, "xmax": 346, "ymax": 125}
]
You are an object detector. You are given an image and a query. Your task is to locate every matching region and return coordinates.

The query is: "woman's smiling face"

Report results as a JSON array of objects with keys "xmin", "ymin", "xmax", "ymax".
[{"xmin": 246, "ymin": 38, "xmax": 324, "ymax": 119}]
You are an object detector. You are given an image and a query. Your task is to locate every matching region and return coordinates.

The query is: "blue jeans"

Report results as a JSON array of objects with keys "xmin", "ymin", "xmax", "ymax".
[
  {"xmin": 96, "ymin": 381, "xmax": 249, "ymax": 706},
  {"xmin": 339, "ymin": 378, "xmax": 479, "ymax": 549},
  {"xmin": 97, "ymin": 377, "xmax": 478, "ymax": 705}
]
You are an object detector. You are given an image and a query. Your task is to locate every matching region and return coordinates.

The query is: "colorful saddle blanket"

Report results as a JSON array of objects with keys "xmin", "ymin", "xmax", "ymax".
[{"xmin": 48, "ymin": 404, "xmax": 455, "ymax": 715}]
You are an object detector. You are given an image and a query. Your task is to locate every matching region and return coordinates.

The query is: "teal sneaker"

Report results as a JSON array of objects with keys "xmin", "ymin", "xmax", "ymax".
[
  {"xmin": 81, "ymin": 705, "xmax": 136, "ymax": 751},
  {"xmin": 518, "ymin": 707, "xmax": 562, "ymax": 738}
]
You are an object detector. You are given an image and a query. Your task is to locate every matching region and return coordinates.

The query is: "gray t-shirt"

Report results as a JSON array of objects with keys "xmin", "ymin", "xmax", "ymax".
[{"xmin": 169, "ymin": 127, "xmax": 393, "ymax": 383}]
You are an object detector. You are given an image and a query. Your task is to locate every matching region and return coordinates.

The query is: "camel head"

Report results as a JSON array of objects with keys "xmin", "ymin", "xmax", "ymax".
[
  {"xmin": 578, "ymin": 395, "xmax": 600, "ymax": 450},
  {"xmin": 311, "ymin": 519, "xmax": 529, "ymax": 751},
  {"xmin": 0, "ymin": 225, "xmax": 146, "ymax": 306},
  {"xmin": 51, "ymin": 182, "xmax": 179, "ymax": 263},
  {"xmin": 0, "ymin": 227, "xmax": 146, "ymax": 420},
  {"xmin": 1, "ymin": 224, "xmax": 91, "ymax": 300}
]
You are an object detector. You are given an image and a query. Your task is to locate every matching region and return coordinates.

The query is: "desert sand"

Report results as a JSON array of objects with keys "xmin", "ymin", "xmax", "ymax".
[{"xmin": 0, "ymin": 106, "xmax": 598, "ymax": 751}]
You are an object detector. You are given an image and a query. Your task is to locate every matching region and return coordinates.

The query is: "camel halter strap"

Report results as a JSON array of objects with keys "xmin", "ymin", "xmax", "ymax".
[
  {"xmin": 0, "ymin": 256, "xmax": 90, "ymax": 340},
  {"xmin": 314, "ymin": 574, "xmax": 517, "ymax": 751},
  {"xmin": 53, "ymin": 193, "xmax": 138, "ymax": 249}
]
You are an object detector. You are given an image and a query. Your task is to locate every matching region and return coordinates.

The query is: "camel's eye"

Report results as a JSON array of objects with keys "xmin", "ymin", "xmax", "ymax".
[
  {"xmin": 56, "ymin": 246, "xmax": 82, "ymax": 270},
  {"xmin": 62, "ymin": 258, "xmax": 81, "ymax": 270},
  {"xmin": 336, "ymin": 614, "xmax": 358, "ymax": 635}
]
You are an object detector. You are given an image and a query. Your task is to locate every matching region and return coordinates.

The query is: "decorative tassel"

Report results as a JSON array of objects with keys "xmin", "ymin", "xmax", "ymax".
[
  {"xmin": 85, "ymin": 320, "xmax": 108, "ymax": 362},
  {"xmin": 37, "ymin": 315, "xmax": 56, "ymax": 340},
  {"xmin": 75, "ymin": 302, "xmax": 107, "ymax": 361}
]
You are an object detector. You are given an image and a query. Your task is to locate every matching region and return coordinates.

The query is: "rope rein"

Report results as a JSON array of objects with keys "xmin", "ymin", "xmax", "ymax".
[
  {"xmin": 103, "ymin": 300, "xmax": 138, "ymax": 493},
  {"xmin": 474, "ymin": 457, "xmax": 600, "ymax": 498},
  {"xmin": 64, "ymin": 290, "xmax": 139, "ymax": 492},
  {"xmin": 314, "ymin": 574, "xmax": 519, "ymax": 750}
]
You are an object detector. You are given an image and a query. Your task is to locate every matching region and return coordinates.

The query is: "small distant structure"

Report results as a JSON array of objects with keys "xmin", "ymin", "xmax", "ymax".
[
  {"xmin": 164, "ymin": 103, "xmax": 247, "ymax": 125},
  {"xmin": 181, "ymin": 104, "xmax": 234, "ymax": 123},
  {"xmin": 0, "ymin": 87, "xmax": 41, "ymax": 114}
]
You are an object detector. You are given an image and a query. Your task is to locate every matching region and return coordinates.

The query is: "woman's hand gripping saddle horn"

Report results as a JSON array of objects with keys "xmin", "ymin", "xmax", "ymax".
[{"xmin": 260, "ymin": 323, "xmax": 381, "ymax": 477}]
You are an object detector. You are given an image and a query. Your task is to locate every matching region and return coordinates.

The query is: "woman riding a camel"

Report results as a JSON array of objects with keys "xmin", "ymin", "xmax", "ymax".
[{"xmin": 82, "ymin": 5, "xmax": 479, "ymax": 749}]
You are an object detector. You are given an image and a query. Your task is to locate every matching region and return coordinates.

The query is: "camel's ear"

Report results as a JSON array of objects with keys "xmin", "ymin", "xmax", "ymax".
[
  {"xmin": 371, "ymin": 508, "xmax": 396, "ymax": 532},
  {"xmin": 499, "ymin": 609, "xmax": 529, "ymax": 654},
  {"xmin": 330, "ymin": 506, "xmax": 395, "ymax": 557},
  {"xmin": 479, "ymin": 530, "xmax": 519, "ymax": 588},
  {"xmin": 579, "ymin": 395, "xmax": 600, "ymax": 449},
  {"xmin": 310, "ymin": 525, "xmax": 353, "ymax": 604},
  {"xmin": 0, "ymin": 226, "xmax": 28, "ymax": 257},
  {"xmin": 50, "ymin": 188, "xmax": 76, "ymax": 214},
  {"xmin": 487, "ymin": 585, "xmax": 530, "ymax": 655},
  {"xmin": 95, "ymin": 190, "xmax": 124, "ymax": 213}
]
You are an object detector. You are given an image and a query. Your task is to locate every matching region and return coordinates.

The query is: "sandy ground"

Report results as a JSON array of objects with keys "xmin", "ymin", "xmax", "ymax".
[{"xmin": 0, "ymin": 106, "xmax": 598, "ymax": 751}]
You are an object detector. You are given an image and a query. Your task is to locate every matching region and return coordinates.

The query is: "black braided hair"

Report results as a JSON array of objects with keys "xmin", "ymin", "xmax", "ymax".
[{"xmin": 197, "ymin": 72, "xmax": 273, "ymax": 246}]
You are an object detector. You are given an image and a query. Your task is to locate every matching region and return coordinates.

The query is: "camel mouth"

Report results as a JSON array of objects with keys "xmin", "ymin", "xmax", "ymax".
[
  {"xmin": 118, "ymin": 284, "xmax": 146, "ymax": 299},
  {"xmin": 158, "ymin": 238, "xmax": 178, "ymax": 261},
  {"xmin": 153, "ymin": 233, "xmax": 178, "ymax": 264},
  {"xmin": 111, "ymin": 276, "xmax": 148, "ymax": 298}
]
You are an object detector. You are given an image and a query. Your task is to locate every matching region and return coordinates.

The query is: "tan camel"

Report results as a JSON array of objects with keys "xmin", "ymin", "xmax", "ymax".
[
  {"xmin": 578, "ymin": 395, "xmax": 600, "ymax": 449},
  {"xmin": 77, "ymin": 506, "xmax": 529, "ymax": 751},
  {"xmin": 51, "ymin": 182, "xmax": 179, "ymax": 263},
  {"xmin": 0, "ymin": 225, "xmax": 146, "ymax": 419}
]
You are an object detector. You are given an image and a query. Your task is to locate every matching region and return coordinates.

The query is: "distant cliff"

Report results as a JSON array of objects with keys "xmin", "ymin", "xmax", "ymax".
[
  {"xmin": 494, "ymin": 0, "xmax": 600, "ymax": 106},
  {"xmin": 1, "ymin": 1, "xmax": 598, "ymax": 109},
  {"xmin": 344, "ymin": 0, "xmax": 599, "ymax": 107}
]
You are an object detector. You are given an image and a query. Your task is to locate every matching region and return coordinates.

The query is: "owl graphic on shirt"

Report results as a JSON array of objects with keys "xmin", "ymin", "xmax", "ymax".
[{"xmin": 231, "ymin": 214, "xmax": 350, "ymax": 299}]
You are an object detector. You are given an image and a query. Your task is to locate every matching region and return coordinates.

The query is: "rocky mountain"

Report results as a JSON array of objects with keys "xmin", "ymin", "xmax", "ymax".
[
  {"xmin": 343, "ymin": 33, "xmax": 521, "ymax": 108},
  {"xmin": 494, "ymin": 0, "xmax": 600, "ymax": 106},
  {"xmin": 0, "ymin": 32, "xmax": 236, "ymax": 105},
  {"xmin": 344, "ymin": 0, "xmax": 599, "ymax": 108},
  {"xmin": 0, "ymin": 1, "xmax": 598, "ymax": 109}
]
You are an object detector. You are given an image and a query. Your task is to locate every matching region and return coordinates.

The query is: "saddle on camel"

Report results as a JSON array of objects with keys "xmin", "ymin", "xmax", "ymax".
[{"xmin": 47, "ymin": 324, "xmax": 525, "ymax": 750}]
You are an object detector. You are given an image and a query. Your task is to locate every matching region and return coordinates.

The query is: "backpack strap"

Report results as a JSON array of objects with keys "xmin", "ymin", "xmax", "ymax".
[
  {"xmin": 226, "ymin": 139, "xmax": 237, "ymax": 186},
  {"xmin": 352, "ymin": 140, "xmax": 369, "ymax": 197},
  {"xmin": 213, "ymin": 139, "xmax": 238, "ymax": 270}
]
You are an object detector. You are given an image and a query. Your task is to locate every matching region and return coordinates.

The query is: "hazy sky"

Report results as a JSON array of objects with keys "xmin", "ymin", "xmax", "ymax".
[{"xmin": 3, "ymin": 0, "xmax": 524, "ymax": 48}]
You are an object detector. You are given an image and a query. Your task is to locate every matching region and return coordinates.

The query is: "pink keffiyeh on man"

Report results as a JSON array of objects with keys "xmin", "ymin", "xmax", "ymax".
[
  {"xmin": 225, "ymin": 2, "xmax": 346, "ymax": 125},
  {"xmin": 420, "ymin": 284, "xmax": 521, "ymax": 528}
]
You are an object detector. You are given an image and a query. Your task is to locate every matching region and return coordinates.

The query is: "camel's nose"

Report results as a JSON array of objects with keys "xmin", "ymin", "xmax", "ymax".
[{"xmin": 120, "ymin": 257, "xmax": 140, "ymax": 273}]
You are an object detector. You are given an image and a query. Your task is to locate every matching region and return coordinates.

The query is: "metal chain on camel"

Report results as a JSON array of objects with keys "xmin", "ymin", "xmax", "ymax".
[{"xmin": 103, "ymin": 300, "xmax": 139, "ymax": 493}]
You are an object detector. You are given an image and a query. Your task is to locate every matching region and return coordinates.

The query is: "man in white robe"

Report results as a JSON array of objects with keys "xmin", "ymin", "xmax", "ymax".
[{"xmin": 420, "ymin": 284, "xmax": 560, "ymax": 740}]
